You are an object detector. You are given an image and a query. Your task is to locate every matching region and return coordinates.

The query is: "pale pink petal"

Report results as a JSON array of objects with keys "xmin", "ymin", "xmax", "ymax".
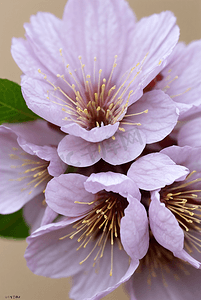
[
  {"xmin": 11, "ymin": 37, "xmax": 48, "ymax": 79},
  {"xmin": 25, "ymin": 219, "xmax": 138, "ymax": 300},
  {"xmin": 41, "ymin": 205, "xmax": 58, "ymax": 227},
  {"xmin": 45, "ymin": 174, "xmax": 94, "ymax": 217},
  {"xmin": 84, "ymin": 172, "xmax": 140, "ymax": 200},
  {"xmin": 178, "ymin": 118, "xmax": 201, "ymax": 147},
  {"xmin": 127, "ymin": 152, "xmax": 189, "ymax": 190},
  {"xmin": 12, "ymin": 12, "xmax": 64, "ymax": 77},
  {"xmin": 100, "ymin": 128, "xmax": 146, "ymax": 165},
  {"xmin": 6, "ymin": 119, "xmax": 64, "ymax": 146},
  {"xmin": 161, "ymin": 145, "xmax": 201, "ymax": 173},
  {"xmin": 61, "ymin": 122, "xmax": 119, "ymax": 142},
  {"xmin": 62, "ymin": 0, "xmax": 136, "ymax": 77},
  {"xmin": 120, "ymin": 11, "xmax": 179, "ymax": 98},
  {"xmin": 121, "ymin": 195, "xmax": 149, "ymax": 261},
  {"xmin": 23, "ymin": 193, "xmax": 46, "ymax": 233},
  {"xmin": 125, "ymin": 90, "xmax": 179, "ymax": 144},
  {"xmin": 149, "ymin": 190, "xmax": 184, "ymax": 253},
  {"xmin": 175, "ymin": 249, "xmax": 200, "ymax": 268},
  {"xmin": 21, "ymin": 76, "xmax": 67, "ymax": 127},
  {"xmin": 157, "ymin": 40, "xmax": 201, "ymax": 108},
  {"xmin": 58, "ymin": 135, "xmax": 101, "ymax": 167}
]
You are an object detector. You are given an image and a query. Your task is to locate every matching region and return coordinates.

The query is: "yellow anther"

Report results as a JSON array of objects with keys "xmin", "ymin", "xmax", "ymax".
[{"xmin": 119, "ymin": 127, "xmax": 125, "ymax": 132}]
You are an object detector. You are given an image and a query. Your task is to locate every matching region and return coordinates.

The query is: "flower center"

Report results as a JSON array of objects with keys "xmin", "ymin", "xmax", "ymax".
[
  {"xmin": 38, "ymin": 51, "xmax": 149, "ymax": 132},
  {"xmin": 160, "ymin": 170, "xmax": 201, "ymax": 254},
  {"xmin": 59, "ymin": 190, "xmax": 128, "ymax": 276}
]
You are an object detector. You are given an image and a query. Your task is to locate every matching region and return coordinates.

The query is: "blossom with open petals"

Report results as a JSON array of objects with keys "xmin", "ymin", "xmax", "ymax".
[
  {"xmin": 128, "ymin": 147, "xmax": 201, "ymax": 267},
  {"xmin": 0, "ymin": 120, "xmax": 66, "ymax": 231},
  {"xmin": 12, "ymin": 0, "xmax": 180, "ymax": 166},
  {"xmin": 25, "ymin": 171, "xmax": 149, "ymax": 299}
]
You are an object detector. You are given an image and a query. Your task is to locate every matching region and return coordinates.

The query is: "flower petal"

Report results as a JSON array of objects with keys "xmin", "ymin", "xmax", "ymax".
[
  {"xmin": 161, "ymin": 145, "xmax": 201, "ymax": 174},
  {"xmin": 21, "ymin": 75, "xmax": 67, "ymax": 127},
  {"xmin": 58, "ymin": 135, "xmax": 101, "ymax": 167},
  {"xmin": 100, "ymin": 128, "xmax": 146, "ymax": 165},
  {"xmin": 127, "ymin": 152, "xmax": 189, "ymax": 190},
  {"xmin": 149, "ymin": 190, "xmax": 184, "ymax": 253},
  {"xmin": 62, "ymin": 0, "xmax": 136, "ymax": 76},
  {"xmin": 157, "ymin": 40, "xmax": 201, "ymax": 109},
  {"xmin": 178, "ymin": 118, "xmax": 201, "ymax": 147},
  {"xmin": 61, "ymin": 122, "xmax": 119, "ymax": 142},
  {"xmin": 121, "ymin": 195, "xmax": 149, "ymax": 261},
  {"xmin": 6, "ymin": 119, "xmax": 64, "ymax": 146},
  {"xmin": 23, "ymin": 194, "xmax": 46, "ymax": 233},
  {"xmin": 45, "ymin": 174, "xmax": 94, "ymax": 217},
  {"xmin": 125, "ymin": 90, "xmax": 179, "ymax": 144},
  {"xmin": 25, "ymin": 219, "xmax": 138, "ymax": 300},
  {"xmin": 113, "ymin": 10, "xmax": 180, "ymax": 106},
  {"xmin": 41, "ymin": 205, "xmax": 58, "ymax": 227},
  {"xmin": 12, "ymin": 12, "xmax": 63, "ymax": 77},
  {"xmin": 84, "ymin": 172, "xmax": 140, "ymax": 200}
]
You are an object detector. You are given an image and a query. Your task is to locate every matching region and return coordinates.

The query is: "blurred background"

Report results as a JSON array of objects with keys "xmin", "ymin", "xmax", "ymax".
[{"xmin": 0, "ymin": 0, "xmax": 201, "ymax": 299}]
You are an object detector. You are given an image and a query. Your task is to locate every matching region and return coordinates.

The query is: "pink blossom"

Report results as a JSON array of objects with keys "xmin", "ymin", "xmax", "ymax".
[
  {"xmin": 126, "ymin": 148, "xmax": 201, "ymax": 298},
  {"xmin": 11, "ymin": 0, "xmax": 180, "ymax": 166},
  {"xmin": 0, "ymin": 120, "xmax": 66, "ymax": 231},
  {"xmin": 127, "ymin": 148, "xmax": 201, "ymax": 267},
  {"xmin": 25, "ymin": 171, "xmax": 149, "ymax": 299},
  {"xmin": 151, "ymin": 146, "xmax": 201, "ymax": 267}
]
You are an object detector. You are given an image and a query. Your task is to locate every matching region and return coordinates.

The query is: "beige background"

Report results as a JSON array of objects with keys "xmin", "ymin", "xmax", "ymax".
[{"xmin": 0, "ymin": 0, "xmax": 201, "ymax": 299}]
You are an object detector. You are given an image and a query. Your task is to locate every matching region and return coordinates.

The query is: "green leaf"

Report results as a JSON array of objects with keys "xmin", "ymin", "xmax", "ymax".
[
  {"xmin": 0, "ymin": 79, "xmax": 39, "ymax": 124},
  {"xmin": 0, "ymin": 209, "xmax": 29, "ymax": 239}
]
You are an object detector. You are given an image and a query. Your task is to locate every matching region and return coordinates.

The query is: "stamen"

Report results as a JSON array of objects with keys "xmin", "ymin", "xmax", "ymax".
[
  {"xmin": 161, "ymin": 173, "xmax": 201, "ymax": 253},
  {"xmin": 106, "ymin": 55, "xmax": 118, "ymax": 88},
  {"xmin": 60, "ymin": 191, "xmax": 128, "ymax": 275}
]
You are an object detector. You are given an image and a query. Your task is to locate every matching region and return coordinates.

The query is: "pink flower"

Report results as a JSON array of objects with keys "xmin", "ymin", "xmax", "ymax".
[
  {"xmin": 126, "ymin": 148, "xmax": 201, "ymax": 298},
  {"xmin": 0, "ymin": 120, "xmax": 66, "ymax": 231},
  {"xmin": 25, "ymin": 171, "xmax": 149, "ymax": 299},
  {"xmin": 128, "ymin": 146, "xmax": 201, "ymax": 268},
  {"xmin": 12, "ymin": 0, "xmax": 180, "ymax": 166}
]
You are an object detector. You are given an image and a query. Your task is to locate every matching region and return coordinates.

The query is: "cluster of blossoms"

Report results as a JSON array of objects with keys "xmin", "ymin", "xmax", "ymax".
[{"xmin": 1, "ymin": 0, "xmax": 201, "ymax": 299}]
